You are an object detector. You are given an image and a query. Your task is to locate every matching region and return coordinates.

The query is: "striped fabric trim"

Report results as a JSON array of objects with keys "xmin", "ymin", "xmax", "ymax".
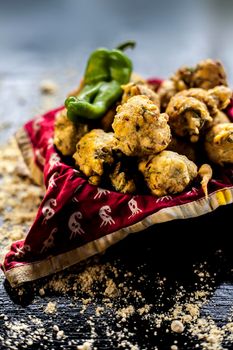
[{"xmin": 15, "ymin": 127, "xmax": 44, "ymax": 186}]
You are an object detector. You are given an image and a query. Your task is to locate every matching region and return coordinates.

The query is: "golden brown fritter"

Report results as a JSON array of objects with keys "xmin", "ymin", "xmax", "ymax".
[
  {"xmin": 101, "ymin": 82, "xmax": 161, "ymax": 132},
  {"xmin": 121, "ymin": 82, "xmax": 160, "ymax": 107},
  {"xmin": 181, "ymin": 86, "xmax": 231, "ymax": 113},
  {"xmin": 166, "ymin": 86, "xmax": 231, "ymax": 142},
  {"xmin": 99, "ymin": 106, "xmax": 117, "ymax": 132},
  {"xmin": 166, "ymin": 94, "xmax": 211, "ymax": 143},
  {"xmin": 167, "ymin": 136, "xmax": 197, "ymax": 162},
  {"xmin": 100, "ymin": 76, "xmax": 160, "ymax": 132},
  {"xmin": 112, "ymin": 95, "xmax": 171, "ymax": 157},
  {"xmin": 109, "ymin": 161, "xmax": 136, "ymax": 194},
  {"xmin": 206, "ymin": 110, "xmax": 230, "ymax": 129},
  {"xmin": 73, "ymin": 129, "xmax": 117, "ymax": 185},
  {"xmin": 208, "ymin": 85, "xmax": 232, "ymax": 110},
  {"xmin": 204, "ymin": 123, "xmax": 233, "ymax": 165},
  {"xmin": 158, "ymin": 59, "xmax": 228, "ymax": 110},
  {"xmin": 138, "ymin": 150, "xmax": 198, "ymax": 197},
  {"xmin": 190, "ymin": 59, "xmax": 228, "ymax": 89},
  {"xmin": 157, "ymin": 80, "xmax": 177, "ymax": 111},
  {"xmin": 54, "ymin": 109, "xmax": 89, "ymax": 156},
  {"xmin": 198, "ymin": 164, "xmax": 213, "ymax": 198},
  {"xmin": 171, "ymin": 65, "xmax": 193, "ymax": 91},
  {"xmin": 173, "ymin": 59, "xmax": 227, "ymax": 90}
]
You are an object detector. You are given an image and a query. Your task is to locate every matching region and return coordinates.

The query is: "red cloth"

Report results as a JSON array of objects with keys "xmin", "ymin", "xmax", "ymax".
[{"xmin": 1, "ymin": 83, "xmax": 233, "ymax": 286}]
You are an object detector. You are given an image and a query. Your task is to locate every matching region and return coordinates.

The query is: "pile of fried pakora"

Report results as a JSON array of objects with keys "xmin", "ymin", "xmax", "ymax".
[{"xmin": 54, "ymin": 58, "xmax": 233, "ymax": 198}]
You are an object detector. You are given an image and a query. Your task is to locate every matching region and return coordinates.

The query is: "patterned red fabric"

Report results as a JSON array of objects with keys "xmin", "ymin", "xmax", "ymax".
[{"xmin": 1, "ymin": 83, "xmax": 233, "ymax": 281}]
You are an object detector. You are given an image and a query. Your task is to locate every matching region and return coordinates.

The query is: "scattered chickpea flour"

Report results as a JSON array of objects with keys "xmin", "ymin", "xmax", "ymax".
[{"xmin": 0, "ymin": 139, "xmax": 233, "ymax": 349}]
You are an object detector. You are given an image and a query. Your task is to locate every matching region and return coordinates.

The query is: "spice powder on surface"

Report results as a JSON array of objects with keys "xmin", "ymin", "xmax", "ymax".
[{"xmin": 1, "ymin": 139, "xmax": 233, "ymax": 350}]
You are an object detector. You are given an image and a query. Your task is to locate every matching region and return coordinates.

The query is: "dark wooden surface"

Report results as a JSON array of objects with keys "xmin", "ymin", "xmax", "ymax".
[
  {"xmin": 0, "ymin": 205, "xmax": 233, "ymax": 350},
  {"xmin": 1, "ymin": 1, "xmax": 233, "ymax": 349}
]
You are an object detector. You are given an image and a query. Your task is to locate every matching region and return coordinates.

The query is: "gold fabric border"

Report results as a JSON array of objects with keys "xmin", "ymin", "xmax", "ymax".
[
  {"xmin": 4, "ymin": 186, "xmax": 233, "ymax": 287},
  {"xmin": 15, "ymin": 127, "xmax": 44, "ymax": 186}
]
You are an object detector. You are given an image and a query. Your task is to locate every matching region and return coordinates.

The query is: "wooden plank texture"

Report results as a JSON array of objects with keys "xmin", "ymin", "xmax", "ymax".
[{"xmin": 1, "ymin": 2, "xmax": 233, "ymax": 348}]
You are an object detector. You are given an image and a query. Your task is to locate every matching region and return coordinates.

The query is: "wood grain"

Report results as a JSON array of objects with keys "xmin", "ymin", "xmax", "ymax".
[{"xmin": 0, "ymin": 203, "xmax": 233, "ymax": 349}]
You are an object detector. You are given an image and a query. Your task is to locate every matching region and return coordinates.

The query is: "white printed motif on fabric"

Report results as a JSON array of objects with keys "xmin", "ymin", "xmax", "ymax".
[
  {"xmin": 47, "ymin": 137, "xmax": 54, "ymax": 149},
  {"xmin": 69, "ymin": 169, "xmax": 81, "ymax": 181},
  {"xmin": 94, "ymin": 188, "xmax": 110, "ymax": 199},
  {"xmin": 40, "ymin": 228, "xmax": 57, "ymax": 253},
  {"xmin": 156, "ymin": 195, "xmax": 173, "ymax": 203},
  {"xmin": 99, "ymin": 205, "xmax": 115, "ymax": 227},
  {"xmin": 48, "ymin": 153, "xmax": 61, "ymax": 173},
  {"xmin": 35, "ymin": 148, "xmax": 45, "ymax": 166},
  {"xmin": 72, "ymin": 184, "xmax": 84, "ymax": 202},
  {"xmin": 42, "ymin": 198, "xmax": 57, "ymax": 224},
  {"xmin": 68, "ymin": 212, "xmax": 85, "ymax": 239},
  {"xmin": 15, "ymin": 244, "xmax": 31, "ymax": 259},
  {"xmin": 186, "ymin": 187, "xmax": 198, "ymax": 196},
  {"xmin": 128, "ymin": 198, "xmax": 142, "ymax": 219},
  {"xmin": 48, "ymin": 172, "xmax": 59, "ymax": 189},
  {"xmin": 32, "ymin": 116, "xmax": 44, "ymax": 134}
]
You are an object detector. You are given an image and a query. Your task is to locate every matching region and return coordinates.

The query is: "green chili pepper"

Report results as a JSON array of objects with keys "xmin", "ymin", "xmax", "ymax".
[
  {"xmin": 66, "ymin": 81, "xmax": 122, "ymax": 120},
  {"xmin": 116, "ymin": 40, "xmax": 136, "ymax": 51},
  {"xmin": 65, "ymin": 47, "xmax": 133, "ymax": 121}
]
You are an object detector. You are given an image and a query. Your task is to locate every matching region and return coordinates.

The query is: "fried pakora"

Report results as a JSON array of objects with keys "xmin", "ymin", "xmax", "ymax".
[
  {"xmin": 206, "ymin": 110, "xmax": 230, "ymax": 129},
  {"xmin": 190, "ymin": 59, "xmax": 228, "ymax": 89},
  {"xmin": 138, "ymin": 150, "xmax": 198, "ymax": 197},
  {"xmin": 166, "ymin": 94, "xmax": 211, "ymax": 143},
  {"xmin": 173, "ymin": 59, "xmax": 228, "ymax": 90},
  {"xmin": 99, "ymin": 107, "xmax": 117, "ymax": 132},
  {"xmin": 121, "ymin": 82, "xmax": 160, "ymax": 107},
  {"xmin": 112, "ymin": 95, "xmax": 171, "ymax": 157},
  {"xmin": 54, "ymin": 109, "xmax": 89, "ymax": 156},
  {"xmin": 198, "ymin": 164, "xmax": 213, "ymax": 198},
  {"xmin": 73, "ymin": 129, "xmax": 117, "ymax": 185},
  {"xmin": 208, "ymin": 85, "xmax": 232, "ymax": 110},
  {"xmin": 166, "ymin": 86, "xmax": 231, "ymax": 142},
  {"xmin": 204, "ymin": 123, "xmax": 233, "ymax": 165},
  {"xmin": 167, "ymin": 136, "xmax": 197, "ymax": 162},
  {"xmin": 158, "ymin": 59, "xmax": 228, "ymax": 110},
  {"xmin": 54, "ymin": 54, "xmax": 232, "ymax": 199},
  {"xmin": 157, "ymin": 79, "xmax": 177, "ymax": 111},
  {"xmin": 109, "ymin": 161, "xmax": 136, "ymax": 194}
]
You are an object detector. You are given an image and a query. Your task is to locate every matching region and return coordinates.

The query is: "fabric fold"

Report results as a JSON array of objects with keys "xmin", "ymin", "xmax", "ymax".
[{"xmin": 1, "ymin": 82, "xmax": 233, "ymax": 287}]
